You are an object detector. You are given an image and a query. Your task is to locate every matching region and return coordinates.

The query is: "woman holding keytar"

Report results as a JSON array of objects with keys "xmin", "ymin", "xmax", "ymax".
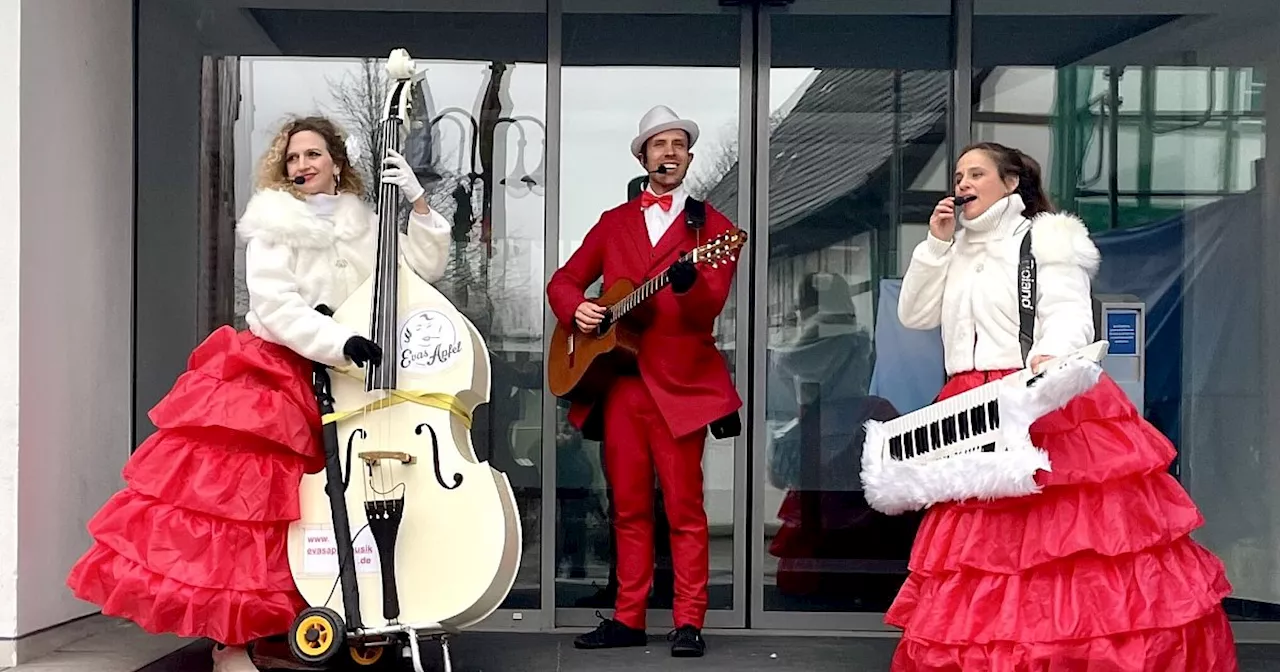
[{"xmin": 887, "ymin": 141, "xmax": 1238, "ymax": 670}]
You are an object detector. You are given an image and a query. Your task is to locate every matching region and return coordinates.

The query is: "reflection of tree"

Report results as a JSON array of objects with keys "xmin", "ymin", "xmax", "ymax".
[
  {"xmin": 685, "ymin": 110, "xmax": 787, "ymax": 201},
  {"xmin": 434, "ymin": 239, "xmax": 534, "ymax": 341},
  {"xmin": 324, "ymin": 59, "xmax": 384, "ymax": 191},
  {"xmin": 323, "ymin": 58, "xmax": 463, "ymax": 217},
  {"xmin": 323, "ymin": 58, "xmax": 541, "ymax": 345}
]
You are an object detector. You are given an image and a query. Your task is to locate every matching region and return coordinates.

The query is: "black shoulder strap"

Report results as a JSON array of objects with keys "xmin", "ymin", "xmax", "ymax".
[
  {"xmin": 1018, "ymin": 228, "xmax": 1036, "ymax": 365},
  {"xmin": 685, "ymin": 197, "xmax": 706, "ymax": 230}
]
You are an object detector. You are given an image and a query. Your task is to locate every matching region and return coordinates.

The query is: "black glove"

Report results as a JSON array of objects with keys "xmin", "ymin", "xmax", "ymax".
[
  {"xmin": 667, "ymin": 258, "xmax": 697, "ymax": 294},
  {"xmin": 343, "ymin": 336, "xmax": 382, "ymax": 367}
]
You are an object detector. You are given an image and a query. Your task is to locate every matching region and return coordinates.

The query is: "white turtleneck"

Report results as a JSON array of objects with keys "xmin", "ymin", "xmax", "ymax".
[{"xmin": 897, "ymin": 193, "xmax": 1100, "ymax": 375}]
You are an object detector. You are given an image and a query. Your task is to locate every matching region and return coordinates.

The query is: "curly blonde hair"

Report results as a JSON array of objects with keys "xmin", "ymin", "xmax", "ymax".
[{"xmin": 255, "ymin": 115, "xmax": 366, "ymax": 199}]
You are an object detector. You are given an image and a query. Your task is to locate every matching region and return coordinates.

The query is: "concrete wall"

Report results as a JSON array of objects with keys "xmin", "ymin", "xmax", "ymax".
[
  {"xmin": 0, "ymin": 0, "xmax": 23, "ymax": 647},
  {"xmin": 0, "ymin": 0, "xmax": 134, "ymax": 660}
]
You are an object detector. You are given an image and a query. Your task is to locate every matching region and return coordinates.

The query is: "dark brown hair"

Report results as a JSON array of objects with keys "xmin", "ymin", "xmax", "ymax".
[{"xmin": 960, "ymin": 141, "xmax": 1054, "ymax": 218}]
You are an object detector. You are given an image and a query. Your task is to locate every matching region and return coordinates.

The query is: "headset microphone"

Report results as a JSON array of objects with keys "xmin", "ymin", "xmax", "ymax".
[
  {"xmin": 294, "ymin": 176, "xmax": 307, "ymax": 185},
  {"xmin": 953, "ymin": 194, "xmax": 977, "ymax": 206}
]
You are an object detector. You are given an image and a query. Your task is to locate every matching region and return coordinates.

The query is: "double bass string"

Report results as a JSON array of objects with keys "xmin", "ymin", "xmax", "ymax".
[{"xmin": 369, "ymin": 112, "xmax": 406, "ymax": 508}]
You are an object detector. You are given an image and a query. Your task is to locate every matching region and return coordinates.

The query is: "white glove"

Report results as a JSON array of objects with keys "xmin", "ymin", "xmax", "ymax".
[{"xmin": 381, "ymin": 148, "xmax": 425, "ymax": 204}]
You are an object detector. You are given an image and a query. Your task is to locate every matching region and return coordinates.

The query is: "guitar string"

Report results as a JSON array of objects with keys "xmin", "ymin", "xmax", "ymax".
[{"xmin": 611, "ymin": 233, "xmax": 738, "ymax": 319}]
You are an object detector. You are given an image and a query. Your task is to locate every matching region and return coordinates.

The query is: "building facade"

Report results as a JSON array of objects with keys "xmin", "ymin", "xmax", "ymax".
[{"xmin": 3, "ymin": 0, "xmax": 1280, "ymax": 665}]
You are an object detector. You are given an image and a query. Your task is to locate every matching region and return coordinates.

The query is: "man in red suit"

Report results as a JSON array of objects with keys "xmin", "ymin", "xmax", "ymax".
[{"xmin": 547, "ymin": 105, "xmax": 742, "ymax": 658}]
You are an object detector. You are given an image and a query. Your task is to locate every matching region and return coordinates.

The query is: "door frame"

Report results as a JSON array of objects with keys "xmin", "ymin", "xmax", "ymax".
[
  {"xmin": 744, "ymin": 0, "xmax": 965, "ymax": 632},
  {"xmin": 548, "ymin": 0, "xmax": 756, "ymax": 631}
]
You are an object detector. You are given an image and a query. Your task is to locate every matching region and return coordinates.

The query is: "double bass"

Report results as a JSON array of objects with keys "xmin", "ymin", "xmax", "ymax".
[{"xmin": 284, "ymin": 48, "xmax": 523, "ymax": 672}]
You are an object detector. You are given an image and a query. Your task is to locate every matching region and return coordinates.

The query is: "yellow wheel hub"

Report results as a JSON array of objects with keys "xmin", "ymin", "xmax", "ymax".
[
  {"xmin": 294, "ymin": 615, "xmax": 336, "ymax": 657},
  {"xmin": 350, "ymin": 645, "xmax": 384, "ymax": 665}
]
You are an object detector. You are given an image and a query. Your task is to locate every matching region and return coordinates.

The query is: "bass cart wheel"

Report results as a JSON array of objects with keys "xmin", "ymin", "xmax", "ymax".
[
  {"xmin": 289, "ymin": 607, "xmax": 346, "ymax": 665},
  {"xmin": 348, "ymin": 643, "xmax": 387, "ymax": 667}
]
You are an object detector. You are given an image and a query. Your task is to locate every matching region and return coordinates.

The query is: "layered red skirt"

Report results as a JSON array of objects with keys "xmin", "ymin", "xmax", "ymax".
[
  {"xmin": 886, "ymin": 369, "xmax": 1239, "ymax": 671},
  {"xmin": 67, "ymin": 327, "xmax": 325, "ymax": 646}
]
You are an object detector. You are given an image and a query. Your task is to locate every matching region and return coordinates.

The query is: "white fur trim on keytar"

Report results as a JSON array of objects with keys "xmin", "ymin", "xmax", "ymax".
[{"xmin": 860, "ymin": 346, "xmax": 1106, "ymax": 516}]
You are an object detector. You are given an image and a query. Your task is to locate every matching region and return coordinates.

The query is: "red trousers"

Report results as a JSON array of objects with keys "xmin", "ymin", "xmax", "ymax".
[{"xmin": 603, "ymin": 376, "xmax": 709, "ymax": 630}]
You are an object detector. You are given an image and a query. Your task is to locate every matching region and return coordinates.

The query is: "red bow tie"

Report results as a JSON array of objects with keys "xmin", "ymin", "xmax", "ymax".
[{"xmin": 641, "ymin": 191, "xmax": 673, "ymax": 212}]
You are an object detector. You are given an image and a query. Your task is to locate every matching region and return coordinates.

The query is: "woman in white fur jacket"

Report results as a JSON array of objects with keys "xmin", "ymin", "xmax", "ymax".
[
  {"xmin": 67, "ymin": 116, "xmax": 451, "ymax": 672},
  {"xmin": 883, "ymin": 142, "xmax": 1238, "ymax": 671}
]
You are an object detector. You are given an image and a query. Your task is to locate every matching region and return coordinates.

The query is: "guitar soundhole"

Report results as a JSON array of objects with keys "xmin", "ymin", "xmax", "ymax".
[
  {"xmin": 596, "ymin": 311, "xmax": 614, "ymax": 336},
  {"xmin": 416, "ymin": 423, "xmax": 463, "ymax": 490}
]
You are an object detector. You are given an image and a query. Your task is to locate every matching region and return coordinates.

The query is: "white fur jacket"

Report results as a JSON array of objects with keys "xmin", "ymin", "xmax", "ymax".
[
  {"xmin": 898, "ymin": 193, "xmax": 1101, "ymax": 375},
  {"xmin": 237, "ymin": 188, "xmax": 452, "ymax": 367}
]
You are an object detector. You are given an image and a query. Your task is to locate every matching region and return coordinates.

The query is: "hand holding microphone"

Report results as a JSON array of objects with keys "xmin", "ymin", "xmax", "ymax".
[{"xmin": 929, "ymin": 194, "xmax": 974, "ymax": 242}]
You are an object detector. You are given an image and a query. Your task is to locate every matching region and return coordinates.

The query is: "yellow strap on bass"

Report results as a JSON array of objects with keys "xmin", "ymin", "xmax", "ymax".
[{"xmin": 321, "ymin": 368, "xmax": 472, "ymax": 429}]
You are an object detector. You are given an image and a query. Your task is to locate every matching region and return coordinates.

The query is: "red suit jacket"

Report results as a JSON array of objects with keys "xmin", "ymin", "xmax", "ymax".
[{"xmin": 547, "ymin": 195, "xmax": 743, "ymax": 441}]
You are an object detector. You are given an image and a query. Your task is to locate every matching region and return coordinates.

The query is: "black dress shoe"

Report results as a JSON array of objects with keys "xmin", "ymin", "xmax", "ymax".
[
  {"xmin": 573, "ymin": 612, "xmax": 648, "ymax": 650},
  {"xmin": 668, "ymin": 625, "xmax": 705, "ymax": 657}
]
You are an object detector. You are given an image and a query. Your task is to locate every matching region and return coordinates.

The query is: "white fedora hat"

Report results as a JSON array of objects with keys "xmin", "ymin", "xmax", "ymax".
[{"xmin": 630, "ymin": 105, "xmax": 700, "ymax": 157}]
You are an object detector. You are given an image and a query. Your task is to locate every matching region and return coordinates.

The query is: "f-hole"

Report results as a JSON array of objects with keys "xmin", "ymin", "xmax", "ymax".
[
  {"xmin": 344, "ymin": 428, "xmax": 366, "ymax": 489},
  {"xmin": 416, "ymin": 423, "xmax": 463, "ymax": 490}
]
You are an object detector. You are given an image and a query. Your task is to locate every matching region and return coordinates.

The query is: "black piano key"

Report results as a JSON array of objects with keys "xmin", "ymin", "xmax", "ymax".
[
  {"xmin": 988, "ymin": 400, "xmax": 1000, "ymax": 428},
  {"xmin": 980, "ymin": 442, "xmax": 996, "ymax": 453},
  {"xmin": 971, "ymin": 406, "xmax": 986, "ymax": 434},
  {"xmin": 903, "ymin": 431, "xmax": 913, "ymax": 457},
  {"xmin": 890, "ymin": 435, "xmax": 903, "ymax": 460},
  {"xmin": 914, "ymin": 427, "xmax": 930, "ymax": 453},
  {"xmin": 942, "ymin": 416, "xmax": 957, "ymax": 444},
  {"xmin": 958, "ymin": 412, "xmax": 970, "ymax": 439},
  {"xmin": 929, "ymin": 422, "xmax": 941, "ymax": 449}
]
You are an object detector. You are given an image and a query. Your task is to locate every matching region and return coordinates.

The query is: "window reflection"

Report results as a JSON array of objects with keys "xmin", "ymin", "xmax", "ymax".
[
  {"xmin": 755, "ymin": 62, "xmax": 951, "ymax": 614},
  {"xmin": 555, "ymin": 64, "xmax": 740, "ymax": 613},
  {"xmin": 973, "ymin": 7, "xmax": 1278, "ymax": 622}
]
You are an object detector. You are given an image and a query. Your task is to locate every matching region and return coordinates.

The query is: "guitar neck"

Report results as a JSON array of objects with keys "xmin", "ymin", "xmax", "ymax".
[{"xmin": 611, "ymin": 252, "xmax": 691, "ymax": 320}]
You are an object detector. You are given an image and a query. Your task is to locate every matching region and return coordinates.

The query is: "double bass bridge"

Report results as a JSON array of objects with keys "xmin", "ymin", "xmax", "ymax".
[{"xmin": 358, "ymin": 450, "xmax": 417, "ymax": 467}]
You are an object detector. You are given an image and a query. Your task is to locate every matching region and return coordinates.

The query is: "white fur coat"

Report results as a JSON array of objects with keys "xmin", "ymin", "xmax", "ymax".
[
  {"xmin": 897, "ymin": 194, "xmax": 1101, "ymax": 375},
  {"xmin": 237, "ymin": 189, "xmax": 451, "ymax": 367}
]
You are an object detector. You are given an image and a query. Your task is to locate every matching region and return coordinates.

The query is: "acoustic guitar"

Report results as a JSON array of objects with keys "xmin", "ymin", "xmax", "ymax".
[{"xmin": 547, "ymin": 228, "xmax": 747, "ymax": 402}]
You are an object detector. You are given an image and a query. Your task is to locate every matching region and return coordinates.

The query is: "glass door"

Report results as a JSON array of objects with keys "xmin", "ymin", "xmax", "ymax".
[
  {"xmin": 749, "ymin": 0, "xmax": 956, "ymax": 631},
  {"xmin": 551, "ymin": 0, "xmax": 754, "ymax": 629}
]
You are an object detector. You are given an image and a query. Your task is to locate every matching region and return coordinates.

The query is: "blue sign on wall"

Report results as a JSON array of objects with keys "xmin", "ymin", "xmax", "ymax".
[{"xmin": 1105, "ymin": 309, "xmax": 1140, "ymax": 356}]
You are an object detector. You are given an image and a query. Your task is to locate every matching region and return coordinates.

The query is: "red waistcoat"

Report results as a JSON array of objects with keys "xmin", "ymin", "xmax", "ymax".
[{"xmin": 546, "ymin": 195, "xmax": 743, "ymax": 440}]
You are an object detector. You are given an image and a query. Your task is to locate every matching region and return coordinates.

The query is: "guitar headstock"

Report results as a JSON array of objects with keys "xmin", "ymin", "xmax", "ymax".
[{"xmin": 690, "ymin": 229, "xmax": 748, "ymax": 268}]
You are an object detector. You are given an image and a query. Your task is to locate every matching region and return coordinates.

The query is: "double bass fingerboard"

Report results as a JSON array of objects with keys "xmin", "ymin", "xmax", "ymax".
[{"xmin": 366, "ymin": 87, "xmax": 412, "ymax": 393}]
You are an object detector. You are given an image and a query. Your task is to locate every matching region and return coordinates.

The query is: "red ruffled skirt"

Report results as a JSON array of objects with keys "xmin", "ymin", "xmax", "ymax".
[
  {"xmin": 67, "ymin": 327, "xmax": 325, "ymax": 646},
  {"xmin": 886, "ymin": 369, "xmax": 1239, "ymax": 671}
]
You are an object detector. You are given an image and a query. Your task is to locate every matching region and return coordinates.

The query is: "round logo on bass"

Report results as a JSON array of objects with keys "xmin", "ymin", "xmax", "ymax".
[{"xmin": 399, "ymin": 309, "xmax": 464, "ymax": 373}]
